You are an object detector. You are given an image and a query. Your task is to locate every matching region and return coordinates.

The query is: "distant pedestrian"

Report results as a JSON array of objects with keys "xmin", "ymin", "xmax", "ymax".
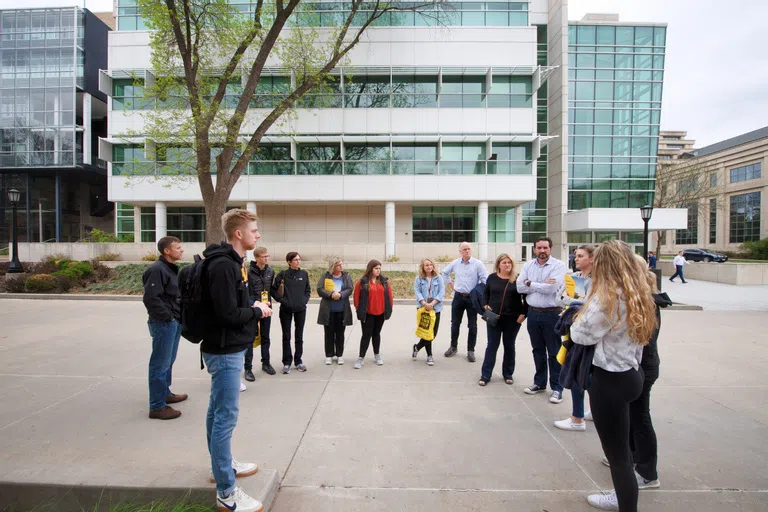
[
  {"xmin": 568, "ymin": 250, "xmax": 576, "ymax": 272},
  {"xmin": 246, "ymin": 247, "xmax": 276, "ymax": 378},
  {"xmin": 647, "ymin": 251, "xmax": 657, "ymax": 269},
  {"xmin": 272, "ymin": 252, "xmax": 311, "ymax": 374},
  {"xmin": 412, "ymin": 258, "xmax": 446, "ymax": 366},
  {"xmin": 516, "ymin": 237, "xmax": 567, "ymax": 404},
  {"xmin": 441, "ymin": 242, "xmax": 489, "ymax": 362},
  {"xmin": 353, "ymin": 259, "xmax": 394, "ymax": 369},
  {"xmin": 143, "ymin": 235, "xmax": 186, "ymax": 421},
  {"xmin": 669, "ymin": 251, "xmax": 688, "ymax": 283},
  {"xmin": 317, "ymin": 257, "xmax": 354, "ymax": 366}
]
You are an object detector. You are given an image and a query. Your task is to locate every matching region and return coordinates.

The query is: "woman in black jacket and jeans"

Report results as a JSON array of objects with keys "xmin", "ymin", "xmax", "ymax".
[
  {"xmin": 479, "ymin": 253, "xmax": 527, "ymax": 386},
  {"xmin": 272, "ymin": 252, "xmax": 311, "ymax": 374}
]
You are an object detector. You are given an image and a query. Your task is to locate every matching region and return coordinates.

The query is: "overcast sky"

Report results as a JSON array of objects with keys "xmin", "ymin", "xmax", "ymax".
[{"xmin": 16, "ymin": 0, "xmax": 768, "ymax": 148}]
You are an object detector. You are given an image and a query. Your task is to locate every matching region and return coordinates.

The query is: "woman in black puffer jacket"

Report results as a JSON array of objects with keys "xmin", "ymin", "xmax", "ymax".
[{"xmin": 271, "ymin": 252, "xmax": 311, "ymax": 374}]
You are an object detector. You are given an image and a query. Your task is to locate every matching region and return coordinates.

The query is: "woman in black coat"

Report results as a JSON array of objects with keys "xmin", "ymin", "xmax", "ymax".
[{"xmin": 317, "ymin": 257, "xmax": 354, "ymax": 365}]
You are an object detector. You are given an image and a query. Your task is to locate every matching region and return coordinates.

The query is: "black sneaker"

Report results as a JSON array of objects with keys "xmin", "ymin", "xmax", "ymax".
[
  {"xmin": 244, "ymin": 369, "xmax": 256, "ymax": 382},
  {"xmin": 524, "ymin": 384, "xmax": 546, "ymax": 395},
  {"xmin": 444, "ymin": 346, "xmax": 458, "ymax": 357},
  {"xmin": 262, "ymin": 363, "xmax": 276, "ymax": 375}
]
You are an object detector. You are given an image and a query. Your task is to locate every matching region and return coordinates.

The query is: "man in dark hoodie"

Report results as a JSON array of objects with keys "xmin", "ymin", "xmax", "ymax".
[
  {"xmin": 143, "ymin": 236, "xmax": 186, "ymax": 421},
  {"xmin": 201, "ymin": 209, "xmax": 272, "ymax": 512},
  {"xmin": 271, "ymin": 251, "xmax": 311, "ymax": 374},
  {"xmin": 246, "ymin": 246, "xmax": 276, "ymax": 379}
]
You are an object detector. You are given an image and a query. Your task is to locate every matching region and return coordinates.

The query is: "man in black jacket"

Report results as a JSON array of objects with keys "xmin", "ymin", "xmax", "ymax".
[
  {"xmin": 202, "ymin": 209, "xmax": 272, "ymax": 512},
  {"xmin": 142, "ymin": 236, "xmax": 186, "ymax": 420},
  {"xmin": 246, "ymin": 246, "xmax": 276, "ymax": 379}
]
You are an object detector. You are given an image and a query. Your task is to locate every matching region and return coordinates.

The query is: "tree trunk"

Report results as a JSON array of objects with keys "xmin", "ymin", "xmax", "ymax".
[{"xmin": 204, "ymin": 195, "xmax": 226, "ymax": 246}]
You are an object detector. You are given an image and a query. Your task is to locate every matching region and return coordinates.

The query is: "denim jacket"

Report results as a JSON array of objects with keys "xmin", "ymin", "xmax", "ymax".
[{"xmin": 414, "ymin": 274, "xmax": 446, "ymax": 313}]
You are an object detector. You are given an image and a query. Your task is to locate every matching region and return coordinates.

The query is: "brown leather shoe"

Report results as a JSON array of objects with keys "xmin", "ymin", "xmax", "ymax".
[
  {"xmin": 165, "ymin": 393, "xmax": 188, "ymax": 404},
  {"xmin": 149, "ymin": 406, "xmax": 182, "ymax": 420}
]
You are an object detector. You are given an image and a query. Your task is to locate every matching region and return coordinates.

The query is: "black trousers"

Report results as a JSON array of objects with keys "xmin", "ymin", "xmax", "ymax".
[
  {"xmin": 324, "ymin": 311, "xmax": 346, "ymax": 357},
  {"xmin": 359, "ymin": 313, "xmax": 385, "ymax": 357},
  {"xmin": 416, "ymin": 311, "xmax": 441, "ymax": 356},
  {"xmin": 630, "ymin": 364, "xmax": 659, "ymax": 481},
  {"xmin": 244, "ymin": 316, "xmax": 271, "ymax": 370},
  {"xmin": 280, "ymin": 308, "xmax": 306, "ymax": 366},
  {"xmin": 590, "ymin": 365, "xmax": 644, "ymax": 512}
]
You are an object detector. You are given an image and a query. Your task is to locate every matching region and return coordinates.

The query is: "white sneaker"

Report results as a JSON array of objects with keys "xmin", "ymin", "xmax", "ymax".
[
  {"xmin": 216, "ymin": 486, "xmax": 263, "ymax": 512},
  {"xmin": 240, "ymin": 381, "xmax": 246, "ymax": 392},
  {"xmin": 600, "ymin": 456, "xmax": 610, "ymax": 467},
  {"xmin": 374, "ymin": 354, "xmax": 384, "ymax": 366},
  {"xmin": 209, "ymin": 459, "xmax": 259, "ymax": 482},
  {"xmin": 337, "ymin": 356, "xmax": 344, "ymax": 365},
  {"xmin": 636, "ymin": 470, "xmax": 660, "ymax": 489},
  {"xmin": 584, "ymin": 411, "xmax": 593, "ymax": 421},
  {"xmin": 553, "ymin": 417, "xmax": 586, "ymax": 431},
  {"xmin": 587, "ymin": 490, "xmax": 618, "ymax": 511},
  {"xmin": 426, "ymin": 356, "xmax": 434, "ymax": 366},
  {"xmin": 325, "ymin": 357, "xmax": 332, "ymax": 365},
  {"xmin": 332, "ymin": 356, "xmax": 338, "ymax": 362},
  {"xmin": 354, "ymin": 357, "xmax": 364, "ymax": 369}
]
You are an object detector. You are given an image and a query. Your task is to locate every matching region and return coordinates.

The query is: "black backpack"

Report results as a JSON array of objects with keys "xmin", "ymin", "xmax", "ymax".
[{"xmin": 178, "ymin": 254, "xmax": 214, "ymax": 344}]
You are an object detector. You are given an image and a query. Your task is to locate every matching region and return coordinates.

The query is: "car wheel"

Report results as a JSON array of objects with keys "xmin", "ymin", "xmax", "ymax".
[{"xmin": 703, "ymin": 257, "xmax": 711, "ymax": 263}]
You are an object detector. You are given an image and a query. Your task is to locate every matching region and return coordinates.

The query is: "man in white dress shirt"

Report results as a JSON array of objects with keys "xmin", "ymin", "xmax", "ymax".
[{"xmin": 669, "ymin": 251, "xmax": 688, "ymax": 283}]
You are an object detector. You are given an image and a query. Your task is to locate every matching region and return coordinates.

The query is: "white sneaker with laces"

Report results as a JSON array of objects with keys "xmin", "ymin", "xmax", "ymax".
[
  {"xmin": 239, "ymin": 381, "xmax": 246, "ymax": 392},
  {"xmin": 337, "ymin": 356, "xmax": 344, "ymax": 365},
  {"xmin": 375, "ymin": 354, "xmax": 384, "ymax": 366},
  {"xmin": 636, "ymin": 470, "xmax": 660, "ymax": 489},
  {"xmin": 209, "ymin": 459, "xmax": 259, "ymax": 482},
  {"xmin": 584, "ymin": 411, "xmax": 593, "ymax": 421},
  {"xmin": 553, "ymin": 417, "xmax": 586, "ymax": 431},
  {"xmin": 216, "ymin": 486, "xmax": 263, "ymax": 512},
  {"xmin": 586, "ymin": 490, "xmax": 618, "ymax": 511},
  {"xmin": 325, "ymin": 357, "xmax": 332, "ymax": 365},
  {"xmin": 354, "ymin": 357, "xmax": 364, "ymax": 369}
]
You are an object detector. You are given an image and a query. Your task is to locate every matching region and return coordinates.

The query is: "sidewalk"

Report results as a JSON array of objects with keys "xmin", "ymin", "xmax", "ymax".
[{"xmin": 0, "ymin": 299, "xmax": 766, "ymax": 511}]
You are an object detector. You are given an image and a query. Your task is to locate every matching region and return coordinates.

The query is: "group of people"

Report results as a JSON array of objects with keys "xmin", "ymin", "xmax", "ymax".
[{"xmin": 142, "ymin": 211, "xmax": 665, "ymax": 512}]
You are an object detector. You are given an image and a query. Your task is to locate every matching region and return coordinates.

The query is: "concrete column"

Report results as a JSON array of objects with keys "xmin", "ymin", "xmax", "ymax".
[
  {"xmin": 385, "ymin": 201, "xmax": 396, "ymax": 259},
  {"xmin": 133, "ymin": 205, "xmax": 142, "ymax": 243},
  {"xmin": 515, "ymin": 204, "xmax": 524, "ymax": 261},
  {"xmin": 478, "ymin": 201, "xmax": 489, "ymax": 262},
  {"xmin": 155, "ymin": 202, "xmax": 167, "ymax": 242},
  {"xmin": 83, "ymin": 94, "xmax": 92, "ymax": 165}
]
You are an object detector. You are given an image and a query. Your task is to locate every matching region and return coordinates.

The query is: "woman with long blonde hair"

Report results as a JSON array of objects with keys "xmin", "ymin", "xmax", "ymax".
[
  {"xmin": 412, "ymin": 258, "xmax": 446, "ymax": 366},
  {"xmin": 570, "ymin": 241, "xmax": 658, "ymax": 512}
]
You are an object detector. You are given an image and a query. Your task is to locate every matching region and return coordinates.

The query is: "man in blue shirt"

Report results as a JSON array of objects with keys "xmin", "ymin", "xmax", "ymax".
[
  {"xmin": 516, "ymin": 237, "xmax": 567, "ymax": 404},
  {"xmin": 648, "ymin": 251, "xmax": 657, "ymax": 269},
  {"xmin": 442, "ymin": 242, "xmax": 488, "ymax": 362}
]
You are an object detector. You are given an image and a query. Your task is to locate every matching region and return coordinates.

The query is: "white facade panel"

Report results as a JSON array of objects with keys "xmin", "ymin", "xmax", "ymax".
[
  {"xmin": 564, "ymin": 208, "xmax": 689, "ymax": 232},
  {"xmin": 109, "ymin": 174, "xmax": 537, "ymax": 203}
]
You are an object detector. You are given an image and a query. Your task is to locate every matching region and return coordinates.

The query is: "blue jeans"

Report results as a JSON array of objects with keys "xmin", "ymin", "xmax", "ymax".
[
  {"xmin": 147, "ymin": 319, "xmax": 182, "ymax": 410},
  {"xmin": 481, "ymin": 316, "xmax": 521, "ymax": 381},
  {"xmin": 203, "ymin": 350, "xmax": 245, "ymax": 496},
  {"xmin": 526, "ymin": 309, "xmax": 563, "ymax": 392},
  {"xmin": 570, "ymin": 374, "xmax": 593, "ymax": 419},
  {"xmin": 450, "ymin": 293, "xmax": 478, "ymax": 351},
  {"xmin": 670, "ymin": 265, "xmax": 686, "ymax": 282}
]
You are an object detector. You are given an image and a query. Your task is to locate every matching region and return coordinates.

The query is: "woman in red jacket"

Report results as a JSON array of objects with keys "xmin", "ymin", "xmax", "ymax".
[{"xmin": 353, "ymin": 259, "xmax": 393, "ymax": 369}]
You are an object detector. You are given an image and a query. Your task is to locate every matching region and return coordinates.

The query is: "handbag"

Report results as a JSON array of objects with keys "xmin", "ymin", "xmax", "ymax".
[
  {"xmin": 415, "ymin": 307, "xmax": 437, "ymax": 341},
  {"xmin": 481, "ymin": 280, "xmax": 509, "ymax": 328}
]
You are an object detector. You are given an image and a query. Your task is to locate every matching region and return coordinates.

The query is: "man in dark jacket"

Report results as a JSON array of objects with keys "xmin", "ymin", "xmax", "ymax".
[
  {"xmin": 246, "ymin": 246, "xmax": 276, "ymax": 378},
  {"xmin": 142, "ymin": 236, "xmax": 186, "ymax": 421},
  {"xmin": 202, "ymin": 209, "xmax": 272, "ymax": 512}
]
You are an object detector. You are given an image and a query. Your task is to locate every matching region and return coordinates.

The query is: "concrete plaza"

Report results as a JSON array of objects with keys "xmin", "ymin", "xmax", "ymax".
[{"xmin": 0, "ymin": 298, "xmax": 766, "ymax": 511}]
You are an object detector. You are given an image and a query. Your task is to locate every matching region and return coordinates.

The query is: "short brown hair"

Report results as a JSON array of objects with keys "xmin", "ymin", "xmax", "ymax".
[
  {"xmin": 534, "ymin": 237, "xmax": 553, "ymax": 248},
  {"xmin": 221, "ymin": 209, "xmax": 258, "ymax": 240},
  {"xmin": 254, "ymin": 247, "xmax": 268, "ymax": 257},
  {"xmin": 286, "ymin": 251, "xmax": 300, "ymax": 264},
  {"xmin": 157, "ymin": 236, "xmax": 180, "ymax": 255}
]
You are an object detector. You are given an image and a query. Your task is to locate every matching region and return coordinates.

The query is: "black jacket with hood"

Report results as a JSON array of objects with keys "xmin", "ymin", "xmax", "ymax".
[
  {"xmin": 200, "ymin": 242, "xmax": 262, "ymax": 355},
  {"xmin": 271, "ymin": 267, "xmax": 311, "ymax": 312}
]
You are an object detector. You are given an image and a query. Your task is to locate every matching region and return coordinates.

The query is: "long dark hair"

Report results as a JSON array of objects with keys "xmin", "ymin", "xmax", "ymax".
[{"xmin": 363, "ymin": 259, "xmax": 382, "ymax": 281}]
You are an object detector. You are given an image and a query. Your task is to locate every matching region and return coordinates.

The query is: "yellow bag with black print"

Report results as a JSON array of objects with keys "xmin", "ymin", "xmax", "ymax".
[{"xmin": 415, "ymin": 307, "xmax": 437, "ymax": 341}]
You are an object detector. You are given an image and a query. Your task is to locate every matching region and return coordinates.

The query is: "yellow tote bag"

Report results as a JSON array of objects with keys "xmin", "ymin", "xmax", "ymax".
[
  {"xmin": 253, "ymin": 323, "xmax": 261, "ymax": 348},
  {"xmin": 415, "ymin": 307, "xmax": 437, "ymax": 341}
]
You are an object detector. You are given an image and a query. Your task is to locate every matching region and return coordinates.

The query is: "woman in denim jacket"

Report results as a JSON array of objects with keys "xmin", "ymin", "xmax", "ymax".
[{"xmin": 412, "ymin": 258, "xmax": 445, "ymax": 366}]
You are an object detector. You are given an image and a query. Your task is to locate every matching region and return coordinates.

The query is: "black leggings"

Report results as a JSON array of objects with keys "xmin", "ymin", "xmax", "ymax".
[
  {"xmin": 324, "ymin": 311, "xmax": 346, "ymax": 357},
  {"xmin": 630, "ymin": 365, "xmax": 659, "ymax": 481},
  {"xmin": 359, "ymin": 314, "xmax": 385, "ymax": 357},
  {"xmin": 589, "ymin": 365, "xmax": 644, "ymax": 512},
  {"xmin": 415, "ymin": 312, "xmax": 441, "ymax": 356}
]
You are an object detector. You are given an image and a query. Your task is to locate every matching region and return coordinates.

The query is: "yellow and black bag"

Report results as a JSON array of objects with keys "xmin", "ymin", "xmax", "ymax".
[{"xmin": 415, "ymin": 307, "xmax": 437, "ymax": 341}]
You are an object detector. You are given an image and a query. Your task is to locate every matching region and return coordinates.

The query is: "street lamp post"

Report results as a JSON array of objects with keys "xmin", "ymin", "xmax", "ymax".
[
  {"xmin": 7, "ymin": 188, "xmax": 24, "ymax": 274},
  {"xmin": 640, "ymin": 204, "xmax": 653, "ymax": 263}
]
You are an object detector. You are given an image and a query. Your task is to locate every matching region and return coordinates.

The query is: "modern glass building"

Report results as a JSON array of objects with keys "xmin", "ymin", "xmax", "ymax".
[
  {"xmin": 0, "ymin": 7, "xmax": 111, "ymax": 245},
  {"xmin": 99, "ymin": 3, "xmax": 684, "ymax": 262}
]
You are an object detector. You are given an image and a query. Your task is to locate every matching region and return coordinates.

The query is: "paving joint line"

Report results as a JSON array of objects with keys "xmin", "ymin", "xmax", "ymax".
[{"xmin": 279, "ymin": 484, "xmax": 768, "ymax": 493}]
